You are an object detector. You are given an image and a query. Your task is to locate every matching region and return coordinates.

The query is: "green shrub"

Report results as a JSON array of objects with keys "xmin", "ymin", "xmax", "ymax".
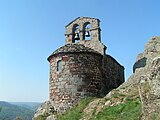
[
  {"xmin": 34, "ymin": 113, "xmax": 50, "ymax": 120},
  {"xmin": 15, "ymin": 116, "xmax": 23, "ymax": 120}
]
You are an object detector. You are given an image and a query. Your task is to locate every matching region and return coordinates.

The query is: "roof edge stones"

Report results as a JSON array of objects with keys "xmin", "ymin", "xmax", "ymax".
[
  {"xmin": 65, "ymin": 17, "xmax": 100, "ymax": 28},
  {"xmin": 47, "ymin": 44, "xmax": 101, "ymax": 61}
]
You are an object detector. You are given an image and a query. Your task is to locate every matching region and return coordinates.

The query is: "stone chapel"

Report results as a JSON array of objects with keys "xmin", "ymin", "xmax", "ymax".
[{"xmin": 47, "ymin": 17, "xmax": 124, "ymax": 112}]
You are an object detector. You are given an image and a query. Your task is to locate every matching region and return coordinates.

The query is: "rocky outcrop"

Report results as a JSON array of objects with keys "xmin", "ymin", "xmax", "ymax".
[
  {"xmin": 130, "ymin": 36, "xmax": 160, "ymax": 119},
  {"xmin": 80, "ymin": 36, "xmax": 160, "ymax": 120}
]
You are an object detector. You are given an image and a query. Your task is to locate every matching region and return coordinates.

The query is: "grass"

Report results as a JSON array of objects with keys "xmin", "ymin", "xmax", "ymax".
[
  {"xmin": 34, "ymin": 96, "xmax": 142, "ymax": 120},
  {"xmin": 91, "ymin": 97, "xmax": 141, "ymax": 120},
  {"xmin": 56, "ymin": 97, "xmax": 95, "ymax": 120}
]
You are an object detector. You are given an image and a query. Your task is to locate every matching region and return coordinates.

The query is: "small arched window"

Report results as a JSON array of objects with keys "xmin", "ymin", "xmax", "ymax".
[{"xmin": 57, "ymin": 60, "xmax": 62, "ymax": 71}]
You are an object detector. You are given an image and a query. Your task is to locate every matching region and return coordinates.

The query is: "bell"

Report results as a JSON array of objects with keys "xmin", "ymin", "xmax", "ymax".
[
  {"xmin": 85, "ymin": 31, "xmax": 90, "ymax": 37},
  {"xmin": 74, "ymin": 33, "xmax": 80, "ymax": 40}
]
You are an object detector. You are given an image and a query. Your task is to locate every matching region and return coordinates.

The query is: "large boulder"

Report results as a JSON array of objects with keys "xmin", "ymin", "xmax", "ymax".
[{"xmin": 32, "ymin": 101, "xmax": 55, "ymax": 120}]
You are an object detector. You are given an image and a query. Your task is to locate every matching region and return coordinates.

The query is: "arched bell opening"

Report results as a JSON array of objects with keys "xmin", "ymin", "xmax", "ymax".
[
  {"xmin": 83, "ymin": 22, "xmax": 92, "ymax": 40},
  {"xmin": 72, "ymin": 24, "xmax": 80, "ymax": 43}
]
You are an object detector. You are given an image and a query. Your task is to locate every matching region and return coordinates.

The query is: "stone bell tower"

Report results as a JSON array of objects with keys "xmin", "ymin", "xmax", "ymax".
[{"xmin": 65, "ymin": 17, "xmax": 106, "ymax": 55}]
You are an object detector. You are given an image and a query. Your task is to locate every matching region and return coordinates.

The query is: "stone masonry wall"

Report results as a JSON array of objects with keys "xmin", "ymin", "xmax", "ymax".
[
  {"xmin": 101, "ymin": 55, "xmax": 124, "ymax": 95},
  {"xmin": 49, "ymin": 52, "xmax": 102, "ymax": 112}
]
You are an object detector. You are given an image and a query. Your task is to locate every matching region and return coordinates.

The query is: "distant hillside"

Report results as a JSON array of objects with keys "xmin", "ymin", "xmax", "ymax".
[
  {"xmin": 11, "ymin": 102, "xmax": 41, "ymax": 111},
  {"xmin": 0, "ymin": 101, "xmax": 34, "ymax": 120}
]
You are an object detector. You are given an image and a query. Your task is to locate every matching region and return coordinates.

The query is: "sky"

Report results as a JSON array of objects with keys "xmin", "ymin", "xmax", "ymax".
[{"xmin": 0, "ymin": 0, "xmax": 160, "ymax": 102}]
